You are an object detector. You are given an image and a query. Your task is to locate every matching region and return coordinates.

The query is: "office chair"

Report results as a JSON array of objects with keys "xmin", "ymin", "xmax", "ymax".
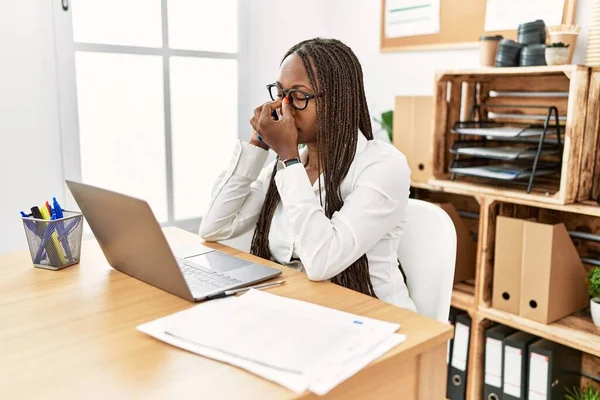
[{"xmin": 398, "ymin": 199, "xmax": 457, "ymax": 323}]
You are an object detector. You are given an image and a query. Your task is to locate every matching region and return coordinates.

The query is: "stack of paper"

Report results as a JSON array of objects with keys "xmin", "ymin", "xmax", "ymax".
[
  {"xmin": 450, "ymin": 164, "xmax": 558, "ymax": 181},
  {"xmin": 453, "ymin": 126, "xmax": 548, "ymax": 138},
  {"xmin": 138, "ymin": 290, "xmax": 406, "ymax": 395},
  {"xmin": 453, "ymin": 146, "xmax": 558, "ymax": 160}
]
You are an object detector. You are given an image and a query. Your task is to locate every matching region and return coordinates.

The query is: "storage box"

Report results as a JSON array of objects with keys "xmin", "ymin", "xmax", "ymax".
[
  {"xmin": 520, "ymin": 220, "xmax": 588, "ymax": 324},
  {"xmin": 492, "ymin": 216, "xmax": 524, "ymax": 314},
  {"xmin": 492, "ymin": 216, "xmax": 588, "ymax": 324},
  {"xmin": 393, "ymin": 96, "xmax": 434, "ymax": 183}
]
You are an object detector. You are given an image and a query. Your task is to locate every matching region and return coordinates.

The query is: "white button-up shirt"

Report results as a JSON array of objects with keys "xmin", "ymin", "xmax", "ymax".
[{"xmin": 199, "ymin": 133, "xmax": 416, "ymax": 311}]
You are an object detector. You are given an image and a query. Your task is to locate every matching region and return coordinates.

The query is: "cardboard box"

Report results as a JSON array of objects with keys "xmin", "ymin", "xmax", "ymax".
[
  {"xmin": 493, "ymin": 217, "xmax": 589, "ymax": 324},
  {"xmin": 393, "ymin": 96, "xmax": 434, "ymax": 183},
  {"xmin": 492, "ymin": 217, "xmax": 525, "ymax": 315},
  {"xmin": 435, "ymin": 203, "xmax": 477, "ymax": 283},
  {"xmin": 519, "ymin": 221, "xmax": 588, "ymax": 324}
]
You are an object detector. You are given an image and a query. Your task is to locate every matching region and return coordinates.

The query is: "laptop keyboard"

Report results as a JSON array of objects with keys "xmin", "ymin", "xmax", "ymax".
[{"xmin": 177, "ymin": 258, "xmax": 242, "ymax": 291}]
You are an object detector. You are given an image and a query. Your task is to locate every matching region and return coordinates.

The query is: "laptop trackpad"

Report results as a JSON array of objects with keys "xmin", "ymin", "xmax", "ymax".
[{"xmin": 186, "ymin": 252, "xmax": 251, "ymax": 273}]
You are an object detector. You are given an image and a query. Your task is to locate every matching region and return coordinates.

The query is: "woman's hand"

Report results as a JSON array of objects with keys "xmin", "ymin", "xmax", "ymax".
[
  {"xmin": 249, "ymin": 97, "xmax": 300, "ymax": 161},
  {"xmin": 249, "ymin": 129, "xmax": 270, "ymax": 151}
]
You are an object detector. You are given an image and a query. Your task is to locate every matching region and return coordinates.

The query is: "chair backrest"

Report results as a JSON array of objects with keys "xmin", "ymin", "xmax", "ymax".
[{"xmin": 398, "ymin": 199, "xmax": 457, "ymax": 322}]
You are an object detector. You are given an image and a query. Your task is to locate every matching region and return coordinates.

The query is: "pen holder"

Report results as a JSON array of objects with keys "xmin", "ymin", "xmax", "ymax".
[{"xmin": 21, "ymin": 211, "xmax": 84, "ymax": 270}]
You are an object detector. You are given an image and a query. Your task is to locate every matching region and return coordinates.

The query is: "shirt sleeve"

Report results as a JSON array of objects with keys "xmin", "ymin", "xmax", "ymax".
[
  {"xmin": 199, "ymin": 140, "xmax": 274, "ymax": 241},
  {"xmin": 274, "ymin": 151, "xmax": 411, "ymax": 281}
]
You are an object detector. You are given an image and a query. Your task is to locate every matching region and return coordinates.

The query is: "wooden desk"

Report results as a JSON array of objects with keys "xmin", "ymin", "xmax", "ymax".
[{"xmin": 0, "ymin": 228, "xmax": 453, "ymax": 399}]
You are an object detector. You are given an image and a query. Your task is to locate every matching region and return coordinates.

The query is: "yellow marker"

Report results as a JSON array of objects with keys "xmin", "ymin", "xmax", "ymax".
[{"xmin": 39, "ymin": 205, "xmax": 67, "ymax": 264}]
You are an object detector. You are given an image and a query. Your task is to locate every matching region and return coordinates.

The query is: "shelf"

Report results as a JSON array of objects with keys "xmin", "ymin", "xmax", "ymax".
[
  {"xmin": 418, "ymin": 178, "xmax": 562, "ymax": 204},
  {"xmin": 413, "ymin": 179, "xmax": 600, "ymax": 216},
  {"xmin": 478, "ymin": 306, "xmax": 600, "ymax": 357},
  {"xmin": 432, "ymin": 67, "xmax": 600, "ymax": 205},
  {"xmin": 451, "ymin": 283, "xmax": 476, "ymax": 312},
  {"xmin": 437, "ymin": 65, "xmax": 584, "ymax": 78}
]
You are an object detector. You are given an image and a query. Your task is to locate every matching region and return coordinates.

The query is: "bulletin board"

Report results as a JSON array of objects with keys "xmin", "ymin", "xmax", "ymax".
[{"xmin": 380, "ymin": 0, "xmax": 577, "ymax": 52}]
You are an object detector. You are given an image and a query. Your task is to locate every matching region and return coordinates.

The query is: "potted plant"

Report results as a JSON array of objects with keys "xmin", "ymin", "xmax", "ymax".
[
  {"xmin": 565, "ymin": 385, "xmax": 600, "ymax": 400},
  {"xmin": 548, "ymin": 24, "xmax": 581, "ymax": 64},
  {"xmin": 545, "ymin": 42, "xmax": 571, "ymax": 66},
  {"xmin": 374, "ymin": 110, "xmax": 393, "ymax": 143},
  {"xmin": 588, "ymin": 267, "xmax": 600, "ymax": 327}
]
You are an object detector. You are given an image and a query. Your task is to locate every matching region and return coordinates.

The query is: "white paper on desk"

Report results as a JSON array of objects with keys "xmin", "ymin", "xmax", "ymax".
[
  {"xmin": 310, "ymin": 333, "xmax": 406, "ymax": 396},
  {"xmin": 137, "ymin": 300, "xmax": 308, "ymax": 393},
  {"xmin": 137, "ymin": 290, "xmax": 406, "ymax": 395},
  {"xmin": 165, "ymin": 290, "xmax": 400, "ymax": 377}
]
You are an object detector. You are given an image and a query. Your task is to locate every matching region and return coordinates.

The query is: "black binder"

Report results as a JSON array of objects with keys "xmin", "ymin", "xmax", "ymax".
[
  {"xmin": 483, "ymin": 324, "xmax": 516, "ymax": 400},
  {"xmin": 447, "ymin": 313, "xmax": 471, "ymax": 400},
  {"xmin": 503, "ymin": 331, "xmax": 539, "ymax": 400},
  {"xmin": 527, "ymin": 339, "xmax": 581, "ymax": 399},
  {"xmin": 446, "ymin": 307, "xmax": 464, "ymax": 399}
]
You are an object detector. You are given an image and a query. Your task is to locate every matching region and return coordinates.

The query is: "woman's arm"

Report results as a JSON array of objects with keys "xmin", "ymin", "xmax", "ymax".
[
  {"xmin": 275, "ymin": 151, "xmax": 410, "ymax": 281},
  {"xmin": 199, "ymin": 141, "xmax": 273, "ymax": 241}
]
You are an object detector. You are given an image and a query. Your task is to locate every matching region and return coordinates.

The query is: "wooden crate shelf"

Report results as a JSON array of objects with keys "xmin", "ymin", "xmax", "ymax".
[
  {"xmin": 413, "ymin": 179, "xmax": 600, "ymax": 217},
  {"xmin": 437, "ymin": 64, "xmax": 583, "ymax": 77},
  {"xmin": 478, "ymin": 306, "xmax": 600, "ymax": 357},
  {"xmin": 452, "ymin": 283, "xmax": 476, "ymax": 313},
  {"xmin": 431, "ymin": 66, "xmax": 600, "ymax": 205}
]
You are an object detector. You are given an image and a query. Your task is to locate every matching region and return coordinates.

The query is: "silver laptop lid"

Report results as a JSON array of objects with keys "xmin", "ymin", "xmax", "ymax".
[{"xmin": 66, "ymin": 180, "xmax": 195, "ymax": 301}]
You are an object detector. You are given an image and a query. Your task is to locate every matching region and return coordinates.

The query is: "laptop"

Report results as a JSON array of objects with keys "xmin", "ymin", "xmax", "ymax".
[{"xmin": 66, "ymin": 180, "xmax": 281, "ymax": 302}]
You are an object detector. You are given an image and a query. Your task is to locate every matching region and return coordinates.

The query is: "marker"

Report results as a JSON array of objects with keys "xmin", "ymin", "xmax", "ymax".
[
  {"xmin": 30, "ymin": 206, "xmax": 43, "ymax": 219},
  {"xmin": 52, "ymin": 197, "xmax": 74, "ymax": 262},
  {"xmin": 53, "ymin": 197, "xmax": 64, "ymax": 218},
  {"xmin": 39, "ymin": 205, "xmax": 67, "ymax": 265}
]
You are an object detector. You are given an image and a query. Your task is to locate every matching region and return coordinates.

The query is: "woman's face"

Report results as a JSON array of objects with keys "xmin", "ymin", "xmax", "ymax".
[{"xmin": 276, "ymin": 53, "xmax": 318, "ymax": 145}]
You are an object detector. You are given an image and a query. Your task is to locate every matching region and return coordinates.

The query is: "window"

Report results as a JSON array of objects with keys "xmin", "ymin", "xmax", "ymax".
[{"xmin": 54, "ymin": 0, "xmax": 239, "ymax": 228}]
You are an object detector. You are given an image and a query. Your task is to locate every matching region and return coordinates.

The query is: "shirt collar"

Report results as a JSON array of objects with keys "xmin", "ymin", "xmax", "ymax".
[
  {"xmin": 299, "ymin": 132, "xmax": 370, "ymax": 192},
  {"xmin": 299, "ymin": 131, "xmax": 369, "ymax": 163}
]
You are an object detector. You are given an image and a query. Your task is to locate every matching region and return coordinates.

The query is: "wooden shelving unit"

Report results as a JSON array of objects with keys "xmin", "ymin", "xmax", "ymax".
[
  {"xmin": 452, "ymin": 282, "xmax": 476, "ymax": 313},
  {"xmin": 401, "ymin": 65, "xmax": 600, "ymax": 400},
  {"xmin": 413, "ymin": 180, "xmax": 600, "ymax": 217},
  {"xmin": 431, "ymin": 65, "xmax": 600, "ymax": 205},
  {"xmin": 413, "ymin": 182, "xmax": 600, "ymax": 399},
  {"xmin": 478, "ymin": 306, "xmax": 600, "ymax": 357}
]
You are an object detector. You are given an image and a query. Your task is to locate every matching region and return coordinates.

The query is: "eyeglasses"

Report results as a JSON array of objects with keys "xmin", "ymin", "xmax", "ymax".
[{"xmin": 266, "ymin": 83, "xmax": 322, "ymax": 111}]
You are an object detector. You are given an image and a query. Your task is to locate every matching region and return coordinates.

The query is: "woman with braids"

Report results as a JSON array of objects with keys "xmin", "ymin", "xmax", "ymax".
[{"xmin": 199, "ymin": 38, "xmax": 416, "ymax": 311}]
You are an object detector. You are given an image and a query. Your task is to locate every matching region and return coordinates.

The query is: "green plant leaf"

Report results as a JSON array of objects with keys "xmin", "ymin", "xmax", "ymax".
[
  {"xmin": 565, "ymin": 386, "xmax": 582, "ymax": 400},
  {"xmin": 588, "ymin": 267, "xmax": 600, "ymax": 298},
  {"xmin": 565, "ymin": 385, "xmax": 600, "ymax": 400},
  {"xmin": 548, "ymin": 41, "xmax": 570, "ymax": 48},
  {"xmin": 374, "ymin": 110, "xmax": 394, "ymax": 142}
]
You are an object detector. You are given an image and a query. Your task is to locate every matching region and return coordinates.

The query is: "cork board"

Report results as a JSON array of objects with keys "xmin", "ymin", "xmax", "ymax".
[{"xmin": 380, "ymin": 0, "xmax": 577, "ymax": 52}]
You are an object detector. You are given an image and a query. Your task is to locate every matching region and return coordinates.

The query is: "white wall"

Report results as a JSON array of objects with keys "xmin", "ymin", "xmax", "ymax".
[{"xmin": 0, "ymin": 0, "xmax": 64, "ymax": 254}]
